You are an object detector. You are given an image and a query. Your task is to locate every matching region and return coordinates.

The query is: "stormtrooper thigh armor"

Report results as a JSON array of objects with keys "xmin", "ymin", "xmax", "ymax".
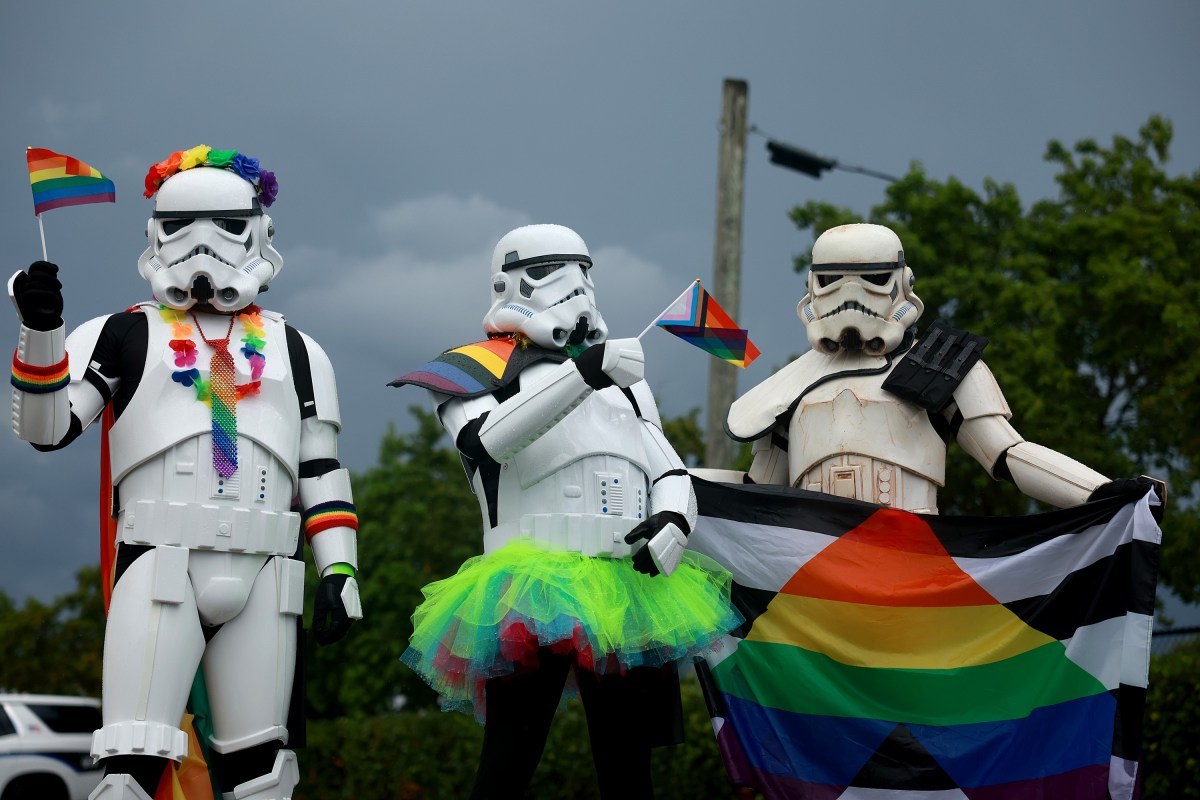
[{"xmin": 93, "ymin": 548, "xmax": 301, "ymax": 762}]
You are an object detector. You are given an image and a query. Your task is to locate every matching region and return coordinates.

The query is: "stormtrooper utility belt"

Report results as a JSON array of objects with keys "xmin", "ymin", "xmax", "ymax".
[
  {"xmin": 117, "ymin": 499, "xmax": 301, "ymax": 555},
  {"xmin": 485, "ymin": 513, "xmax": 639, "ymax": 558}
]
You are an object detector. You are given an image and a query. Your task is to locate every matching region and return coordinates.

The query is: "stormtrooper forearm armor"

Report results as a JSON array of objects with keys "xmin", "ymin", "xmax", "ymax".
[
  {"xmin": 1002, "ymin": 441, "xmax": 1108, "ymax": 508},
  {"xmin": 12, "ymin": 315, "xmax": 115, "ymax": 450},
  {"xmin": 638, "ymin": 415, "xmax": 698, "ymax": 576},
  {"xmin": 472, "ymin": 339, "xmax": 645, "ymax": 463},
  {"xmin": 297, "ymin": 418, "xmax": 358, "ymax": 576},
  {"xmin": 476, "ymin": 359, "xmax": 595, "ymax": 462},
  {"xmin": 11, "ymin": 322, "xmax": 71, "ymax": 445}
]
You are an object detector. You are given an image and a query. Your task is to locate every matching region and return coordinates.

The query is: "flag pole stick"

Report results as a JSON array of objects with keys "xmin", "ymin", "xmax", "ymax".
[
  {"xmin": 637, "ymin": 279, "xmax": 700, "ymax": 340},
  {"xmin": 36, "ymin": 214, "xmax": 48, "ymax": 261}
]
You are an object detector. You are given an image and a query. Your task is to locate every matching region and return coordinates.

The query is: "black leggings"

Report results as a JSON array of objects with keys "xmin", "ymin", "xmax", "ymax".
[{"xmin": 468, "ymin": 649, "xmax": 661, "ymax": 800}]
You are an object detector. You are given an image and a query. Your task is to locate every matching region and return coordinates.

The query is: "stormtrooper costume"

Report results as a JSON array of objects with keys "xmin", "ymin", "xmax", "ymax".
[
  {"xmin": 9, "ymin": 156, "xmax": 361, "ymax": 800},
  {"xmin": 391, "ymin": 224, "xmax": 739, "ymax": 800},
  {"xmin": 712, "ymin": 222, "xmax": 1160, "ymax": 514}
]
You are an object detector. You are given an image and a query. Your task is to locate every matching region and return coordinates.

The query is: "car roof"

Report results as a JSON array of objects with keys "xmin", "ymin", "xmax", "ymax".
[{"xmin": 0, "ymin": 693, "xmax": 100, "ymax": 706}]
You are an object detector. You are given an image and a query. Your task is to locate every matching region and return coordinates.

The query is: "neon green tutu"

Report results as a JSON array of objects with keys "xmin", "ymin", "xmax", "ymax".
[{"xmin": 401, "ymin": 538, "xmax": 742, "ymax": 719}]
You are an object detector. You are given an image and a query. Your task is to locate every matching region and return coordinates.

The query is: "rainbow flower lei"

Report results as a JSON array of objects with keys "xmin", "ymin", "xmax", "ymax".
[
  {"xmin": 160, "ymin": 304, "xmax": 267, "ymax": 403},
  {"xmin": 143, "ymin": 145, "xmax": 278, "ymax": 207}
]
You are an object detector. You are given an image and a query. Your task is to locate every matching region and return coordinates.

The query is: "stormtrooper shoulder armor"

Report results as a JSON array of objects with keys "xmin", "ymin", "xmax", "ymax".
[
  {"xmin": 882, "ymin": 319, "xmax": 988, "ymax": 413},
  {"xmin": 288, "ymin": 326, "xmax": 340, "ymax": 427}
]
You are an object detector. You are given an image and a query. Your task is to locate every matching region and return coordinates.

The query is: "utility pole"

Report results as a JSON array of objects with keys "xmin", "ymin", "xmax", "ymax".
[{"xmin": 706, "ymin": 78, "xmax": 748, "ymax": 469}]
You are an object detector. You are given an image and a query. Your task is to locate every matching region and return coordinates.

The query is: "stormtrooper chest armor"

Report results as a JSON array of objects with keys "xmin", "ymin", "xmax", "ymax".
[
  {"xmin": 786, "ymin": 351, "xmax": 947, "ymax": 513},
  {"xmin": 107, "ymin": 305, "xmax": 302, "ymax": 513},
  {"xmin": 482, "ymin": 363, "xmax": 653, "ymax": 557}
]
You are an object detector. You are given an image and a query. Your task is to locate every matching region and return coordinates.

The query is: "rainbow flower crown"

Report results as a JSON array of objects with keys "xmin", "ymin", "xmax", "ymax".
[{"xmin": 143, "ymin": 145, "xmax": 278, "ymax": 207}]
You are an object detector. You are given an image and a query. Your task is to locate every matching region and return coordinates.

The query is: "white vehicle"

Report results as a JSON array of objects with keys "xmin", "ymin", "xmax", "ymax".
[{"xmin": 0, "ymin": 694, "xmax": 103, "ymax": 800}]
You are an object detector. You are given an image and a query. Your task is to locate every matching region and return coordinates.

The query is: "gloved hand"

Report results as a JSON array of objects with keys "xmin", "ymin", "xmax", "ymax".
[
  {"xmin": 313, "ymin": 572, "xmax": 363, "ymax": 646},
  {"xmin": 574, "ymin": 337, "xmax": 645, "ymax": 390},
  {"xmin": 624, "ymin": 510, "xmax": 690, "ymax": 577},
  {"xmin": 1088, "ymin": 476, "xmax": 1166, "ymax": 523},
  {"xmin": 10, "ymin": 261, "xmax": 64, "ymax": 331}
]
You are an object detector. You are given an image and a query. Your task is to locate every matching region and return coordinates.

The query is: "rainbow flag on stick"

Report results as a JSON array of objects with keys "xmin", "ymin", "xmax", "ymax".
[
  {"xmin": 27, "ymin": 147, "xmax": 115, "ymax": 215},
  {"xmin": 642, "ymin": 280, "xmax": 760, "ymax": 368},
  {"xmin": 688, "ymin": 479, "xmax": 1160, "ymax": 799}
]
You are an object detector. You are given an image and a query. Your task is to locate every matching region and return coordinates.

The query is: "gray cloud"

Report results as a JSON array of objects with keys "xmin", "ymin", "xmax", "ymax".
[{"xmin": 1, "ymin": 0, "xmax": 1197, "ymax": 620}]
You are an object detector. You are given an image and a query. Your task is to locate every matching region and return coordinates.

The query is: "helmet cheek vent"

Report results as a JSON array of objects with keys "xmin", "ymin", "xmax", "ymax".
[{"xmin": 520, "ymin": 279, "xmax": 535, "ymax": 298}]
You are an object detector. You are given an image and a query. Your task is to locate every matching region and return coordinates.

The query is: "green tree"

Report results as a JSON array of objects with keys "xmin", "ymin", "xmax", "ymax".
[
  {"xmin": 1143, "ymin": 638, "xmax": 1200, "ymax": 799},
  {"xmin": 0, "ymin": 565, "xmax": 105, "ymax": 696},
  {"xmin": 787, "ymin": 116, "xmax": 1200, "ymax": 602},
  {"xmin": 661, "ymin": 407, "xmax": 706, "ymax": 467},
  {"xmin": 661, "ymin": 405, "xmax": 752, "ymax": 471}
]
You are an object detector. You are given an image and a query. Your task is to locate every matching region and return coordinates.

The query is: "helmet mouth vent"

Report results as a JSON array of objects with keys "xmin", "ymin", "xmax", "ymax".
[
  {"xmin": 551, "ymin": 288, "xmax": 587, "ymax": 308},
  {"xmin": 819, "ymin": 301, "xmax": 880, "ymax": 320},
  {"xmin": 170, "ymin": 245, "xmax": 236, "ymax": 269}
]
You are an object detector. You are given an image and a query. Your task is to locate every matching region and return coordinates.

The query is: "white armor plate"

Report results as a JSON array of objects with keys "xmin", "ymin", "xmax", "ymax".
[
  {"xmin": 107, "ymin": 304, "xmax": 302, "ymax": 486},
  {"xmin": 481, "ymin": 382, "xmax": 652, "ymax": 555}
]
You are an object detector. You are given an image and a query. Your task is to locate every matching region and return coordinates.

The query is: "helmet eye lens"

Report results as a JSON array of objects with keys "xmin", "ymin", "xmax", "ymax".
[
  {"xmin": 862, "ymin": 272, "xmax": 891, "ymax": 286},
  {"xmin": 525, "ymin": 263, "xmax": 564, "ymax": 280},
  {"xmin": 213, "ymin": 218, "xmax": 247, "ymax": 234},
  {"xmin": 162, "ymin": 219, "xmax": 194, "ymax": 236},
  {"xmin": 816, "ymin": 273, "xmax": 842, "ymax": 288}
]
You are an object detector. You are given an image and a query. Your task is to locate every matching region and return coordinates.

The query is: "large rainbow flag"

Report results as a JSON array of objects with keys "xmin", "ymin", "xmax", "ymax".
[
  {"xmin": 27, "ymin": 147, "xmax": 116, "ymax": 215},
  {"xmin": 688, "ymin": 478, "xmax": 1160, "ymax": 799},
  {"xmin": 655, "ymin": 282, "xmax": 760, "ymax": 368}
]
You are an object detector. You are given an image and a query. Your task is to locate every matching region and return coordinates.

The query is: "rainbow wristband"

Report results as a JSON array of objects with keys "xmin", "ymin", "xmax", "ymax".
[
  {"xmin": 11, "ymin": 351, "xmax": 69, "ymax": 394},
  {"xmin": 303, "ymin": 500, "xmax": 359, "ymax": 541}
]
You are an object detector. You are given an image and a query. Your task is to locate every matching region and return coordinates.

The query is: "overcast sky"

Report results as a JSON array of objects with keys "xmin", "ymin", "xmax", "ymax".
[{"xmin": 2, "ymin": 1, "xmax": 1197, "ymax": 620}]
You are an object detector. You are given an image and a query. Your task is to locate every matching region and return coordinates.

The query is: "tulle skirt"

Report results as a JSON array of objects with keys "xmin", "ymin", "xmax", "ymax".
[{"xmin": 401, "ymin": 538, "xmax": 742, "ymax": 720}]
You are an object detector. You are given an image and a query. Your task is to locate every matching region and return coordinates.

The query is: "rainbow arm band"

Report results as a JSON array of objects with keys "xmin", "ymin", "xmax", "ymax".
[
  {"xmin": 303, "ymin": 500, "xmax": 359, "ymax": 538},
  {"xmin": 11, "ymin": 351, "xmax": 70, "ymax": 394},
  {"xmin": 302, "ymin": 499, "xmax": 359, "ymax": 577}
]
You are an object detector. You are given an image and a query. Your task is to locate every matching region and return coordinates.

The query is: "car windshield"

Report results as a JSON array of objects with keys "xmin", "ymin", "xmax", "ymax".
[{"xmin": 26, "ymin": 703, "xmax": 101, "ymax": 734}]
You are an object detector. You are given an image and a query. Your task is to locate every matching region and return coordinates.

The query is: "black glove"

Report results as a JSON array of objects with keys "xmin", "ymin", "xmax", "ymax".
[
  {"xmin": 624, "ymin": 511, "xmax": 689, "ymax": 577},
  {"xmin": 1089, "ymin": 476, "xmax": 1166, "ymax": 523},
  {"xmin": 1089, "ymin": 477, "xmax": 1152, "ymax": 503},
  {"xmin": 574, "ymin": 342, "xmax": 613, "ymax": 391},
  {"xmin": 11, "ymin": 261, "xmax": 64, "ymax": 331},
  {"xmin": 313, "ymin": 572, "xmax": 355, "ymax": 646}
]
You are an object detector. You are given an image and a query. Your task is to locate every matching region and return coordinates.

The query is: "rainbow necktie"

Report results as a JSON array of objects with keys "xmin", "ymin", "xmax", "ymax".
[
  {"xmin": 209, "ymin": 342, "xmax": 238, "ymax": 478},
  {"xmin": 191, "ymin": 314, "xmax": 239, "ymax": 479}
]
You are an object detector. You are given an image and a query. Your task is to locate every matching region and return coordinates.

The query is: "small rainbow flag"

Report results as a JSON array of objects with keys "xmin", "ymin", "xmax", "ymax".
[
  {"xmin": 27, "ymin": 147, "xmax": 116, "ymax": 215},
  {"xmin": 655, "ymin": 282, "xmax": 760, "ymax": 368}
]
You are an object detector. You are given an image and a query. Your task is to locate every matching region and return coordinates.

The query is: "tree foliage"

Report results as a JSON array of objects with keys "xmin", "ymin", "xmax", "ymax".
[
  {"xmin": 788, "ymin": 116, "xmax": 1200, "ymax": 601},
  {"xmin": 296, "ymin": 676, "xmax": 736, "ymax": 800},
  {"xmin": 0, "ymin": 565, "xmax": 104, "ymax": 696},
  {"xmin": 1143, "ymin": 638, "xmax": 1200, "ymax": 799}
]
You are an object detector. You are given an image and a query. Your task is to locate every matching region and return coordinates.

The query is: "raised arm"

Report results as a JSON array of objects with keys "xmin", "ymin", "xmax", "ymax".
[
  {"xmin": 458, "ymin": 338, "xmax": 644, "ymax": 463},
  {"xmin": 10, "ymin": 262, "xmax": 116, "ymax": 449}
]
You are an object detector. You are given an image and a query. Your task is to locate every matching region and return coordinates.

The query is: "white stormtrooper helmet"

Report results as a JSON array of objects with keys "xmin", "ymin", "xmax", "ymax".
[
  {"xmin": 797, "ymin": 223, "xmax": 923, "ymax": 356},
  {"xmin": 137, "ymin": 167, "xmax": 282, "ymax": 312},
  {"xmin": 482, "ymin": 224, "xmax": 609, "ymax": 349}
]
